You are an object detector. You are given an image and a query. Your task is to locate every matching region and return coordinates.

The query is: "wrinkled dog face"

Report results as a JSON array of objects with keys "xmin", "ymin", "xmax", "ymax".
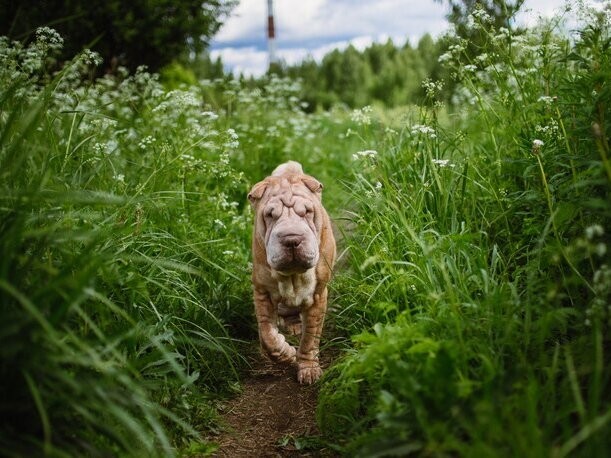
[{"xmin": 250, "ymin": 176, "xmax": 323, "ymax": 273}]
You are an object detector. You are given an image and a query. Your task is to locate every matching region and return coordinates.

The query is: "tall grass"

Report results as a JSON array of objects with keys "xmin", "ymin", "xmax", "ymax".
[
  {"xmin": 2, "ymin": 2, "xmax": 610, "ymax": 456},
  {"xmin": 0, "ymin": 30, "xmax": 257, "ymax": 456},
  {"xmin": 319, "ymin": 4, "xmax": 611, "ymax": 456},
  {"xmin": 0, "ymin": 28, "xmax": 359, "ymax": 455}
]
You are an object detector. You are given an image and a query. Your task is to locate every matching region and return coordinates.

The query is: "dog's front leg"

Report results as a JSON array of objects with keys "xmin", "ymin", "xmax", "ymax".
[
  {"xmin": 297, "ymin": 288, "xmax": 328, "ymax": 384},
  {"xmin": 254, "ymin": 287, "xmax": 296, "ymax": 364}
]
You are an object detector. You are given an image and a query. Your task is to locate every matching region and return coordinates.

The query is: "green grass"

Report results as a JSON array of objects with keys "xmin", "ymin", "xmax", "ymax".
[
  {"xmin": 318, "ymin": 5, "xmax": 611, "ymax": 457},
  {"xmin": 1, "ymin": 3, "xmax": 610, "ymax": 457},
  {"xmin": 0, "ymin": 34, "xmax": 253, "ymax": 456}
]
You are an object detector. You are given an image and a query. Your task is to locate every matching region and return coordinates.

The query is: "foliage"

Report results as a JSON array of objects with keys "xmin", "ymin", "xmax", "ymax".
[
  {"xmin": 275, "ymin": 35, "xmax": 446, "ymax": 110},
  {"xmin": 0, "ymin": 30, "xmax": 266, "ymax": 456},
  {"xmin": 318, "ymin": 2, "xmax": 611, "ymax": 456},
  {"xmin": 2, "ymin": 1, "xmax": 611, "ymax": 456},
  {"xmin": 435, "ymin": 0, "xmax": 527, "ymax": 58},
  {"xmin": 0, "ymin": 0, "xmax": 236, "ymax": 72},
  {"xmin": 0, "ymin": 25, "xmax": 363, "ymax": 455}
]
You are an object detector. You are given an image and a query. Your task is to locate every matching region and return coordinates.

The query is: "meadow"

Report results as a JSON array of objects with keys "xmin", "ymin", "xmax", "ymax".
[{"xmin": 1, "ymin": 3, "xmax": 610, "ymax": 457}]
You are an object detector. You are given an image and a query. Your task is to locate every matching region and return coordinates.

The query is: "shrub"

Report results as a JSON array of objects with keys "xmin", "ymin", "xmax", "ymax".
[
  {"xmin": 320, "ymin": 4, "xmax": 611, "ymax": 456},
  {"xmin": 0, "ymin": 30, "xmax": 250, "ymax": 456}
]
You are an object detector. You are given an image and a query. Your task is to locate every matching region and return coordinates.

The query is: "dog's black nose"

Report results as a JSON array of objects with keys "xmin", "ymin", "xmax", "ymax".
[{"xmin": 281, "ymin": 235, "xmax": 304, "ymax": 248}]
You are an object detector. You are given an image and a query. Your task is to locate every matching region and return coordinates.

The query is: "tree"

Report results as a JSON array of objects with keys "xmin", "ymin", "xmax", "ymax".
[
  {"xmin": 286, "ymin": 57, "xmax": 325, "ymax": 112},
  {"xmin": 366, "ymin": 40, "xmax": 397, "ymax": 105},
  {"xmin": 0, "ymin": 0, "xmax": 236, "ymax": 72},
  {"xmin": 434, "ymin": 0, "xmax": 525, "ymax": 56},
  {"xmin": 336, "ymin": 45, "xmax": 372, "ymax": 108}
]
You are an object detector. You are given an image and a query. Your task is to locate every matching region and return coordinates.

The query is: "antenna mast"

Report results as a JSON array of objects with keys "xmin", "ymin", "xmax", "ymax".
[{"xmin": 267, "ymin": 0, "xmax": 277, "ymax": 68}]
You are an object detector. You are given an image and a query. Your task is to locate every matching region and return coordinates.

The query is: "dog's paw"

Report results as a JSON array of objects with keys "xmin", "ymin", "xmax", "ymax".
[
  {"xmin": 269, "ymin": 342, "xmax": 296, "ymax": 364},
  {"xmin": 297, "ymin": 361, "xmax": 322, "ymax": 384}
]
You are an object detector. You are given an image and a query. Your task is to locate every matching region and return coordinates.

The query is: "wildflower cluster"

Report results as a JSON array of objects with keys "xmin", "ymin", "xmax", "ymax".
[
  {"xmin": 466, "ymin": 5, "xmax": 493, "ymax": 29},
  {"xmin": 411, "ymin": 124, "xmax": 437, "ymax": 139},
  {"xmin": 432, "ymin": 158, "xmax": 455, "ymax": 168},
  {"xmin": 350, "ymin": 105, "xmax": 374, "ymax": 126},
  {"xmin": 351, "ymin": 149, "xmax": 378, "ymax": 161},
  {"xmin": 210, "ymin": 75, "xmax": 328, "ymax": 171},
  {"xmin": 422, "ymin": 78, "xmax": 444, "ymax": 99}
]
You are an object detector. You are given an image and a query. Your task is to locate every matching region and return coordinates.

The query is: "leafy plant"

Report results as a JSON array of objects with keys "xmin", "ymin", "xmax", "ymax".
[{"xmin": 320, "ymin": 3, "xmax": 611, "ymax": 456}]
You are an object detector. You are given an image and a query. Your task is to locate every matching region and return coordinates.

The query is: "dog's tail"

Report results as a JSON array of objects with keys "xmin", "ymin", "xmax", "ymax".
[{"xmin": 272, "ymin": 161, "xmax": 303, "ymax": 176}]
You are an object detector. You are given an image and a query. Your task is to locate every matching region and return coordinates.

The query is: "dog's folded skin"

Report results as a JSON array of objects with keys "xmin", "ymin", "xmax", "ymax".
[{"xmin": 248, "ymin": 161, "xmax": 336, "ymax": 384}]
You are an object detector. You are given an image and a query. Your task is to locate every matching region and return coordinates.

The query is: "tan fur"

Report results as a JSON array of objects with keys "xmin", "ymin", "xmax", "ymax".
[{"xmin": 248, "ymin": 162, "xmax": 336, "ymax": 384}]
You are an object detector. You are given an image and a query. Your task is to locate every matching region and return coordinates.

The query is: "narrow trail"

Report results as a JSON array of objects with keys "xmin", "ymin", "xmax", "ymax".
[{"xmin": 211, "ymin": 346, "xmax": 338, "ymax": 457}]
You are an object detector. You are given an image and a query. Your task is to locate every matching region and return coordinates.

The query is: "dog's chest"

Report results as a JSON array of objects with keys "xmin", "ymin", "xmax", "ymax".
[{"xmin": 272, "ymin": 269, "xmax": 316, "ymax": 308}]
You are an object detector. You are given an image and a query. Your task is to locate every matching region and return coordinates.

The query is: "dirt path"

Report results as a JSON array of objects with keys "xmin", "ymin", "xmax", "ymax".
[{"xmin": 211, "ymin": 346, "xmax": 338, "ymax": 457}]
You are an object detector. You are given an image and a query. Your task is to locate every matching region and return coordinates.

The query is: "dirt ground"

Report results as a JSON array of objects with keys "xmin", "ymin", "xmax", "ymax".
[{"xmin": 210, "ymin": 346, "xmax": 338, "ymax": 457}]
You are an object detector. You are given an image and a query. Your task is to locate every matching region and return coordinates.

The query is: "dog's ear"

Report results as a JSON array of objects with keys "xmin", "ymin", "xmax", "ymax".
[
  {"xmin": 248, "ymin": 181, "xmax": 268, "ymax": 205},
  {"xmin": 301, "ymin": 176, "xmax": 323, "ymax": 194}
]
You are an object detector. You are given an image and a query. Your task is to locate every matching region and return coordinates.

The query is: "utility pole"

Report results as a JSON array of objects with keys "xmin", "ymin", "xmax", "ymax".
[{"xmin": 267, "ymin": 0, "xmax": 277, "ymax": 69}]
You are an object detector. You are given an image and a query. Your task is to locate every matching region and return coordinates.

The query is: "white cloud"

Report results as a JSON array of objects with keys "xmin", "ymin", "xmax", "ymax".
[
  {"xmin": 517, "ymin": 0, "xmax": 571, "ymax": 27},
  {"xmin": 213, "ymin": 0, "xmax": 448, "ymax": 50},
  {"xmin": 211, "ymin": 0, "xmax": 569, "ymax": 77},
  {"xmin": 214, "ymin": 0, "xmax": 266, "ymax": 43},
  {"xmin": 210, "ymin": 46, "xmax": 268, "ymax": 76},
  {"xmin": 273, "ymin": 0, "xmax": 447, "ymax": 44}
]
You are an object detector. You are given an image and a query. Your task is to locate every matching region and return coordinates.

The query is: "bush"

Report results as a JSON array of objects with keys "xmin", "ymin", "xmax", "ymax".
[
  {"xmin": 320, "ymin": 4, "xmax": 611, "ymax": 456},
  {"xmin": 0, "ymin": 30, "xmax": 252, "ymax": 456}
]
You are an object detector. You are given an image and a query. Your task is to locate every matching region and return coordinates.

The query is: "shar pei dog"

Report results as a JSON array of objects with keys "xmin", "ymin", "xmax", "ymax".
[{"xmin": 248, "ymin": 161, "xmax": 336, "ymax": 384}]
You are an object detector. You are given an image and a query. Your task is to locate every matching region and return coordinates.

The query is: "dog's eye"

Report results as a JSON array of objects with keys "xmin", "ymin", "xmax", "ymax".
[{"xmin": 265, "ymin": 206, "xmax": 278, "ymax": 219}]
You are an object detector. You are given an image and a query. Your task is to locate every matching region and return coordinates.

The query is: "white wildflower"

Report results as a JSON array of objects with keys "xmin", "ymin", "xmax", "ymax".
[
  {"xmin": 384, "ymin": 127, "xmax": 397, "ymax": 136},
  {"xmin": 496, "ymin": 27, "xmax": 510, "ymax": 39},
  {"xmin": 35, "ymin": 27, "xmax": 64, "ymax": 50},
  {"xmin": 438, "ymin": 52, "xmax": 452, "ymax": 63},
  {"xmin": 80, "ymin": 49, "xmax": 102, "ymax": 66},
  {"xmin": 475, "ymin": 53, "xmax": 489, "ymax": 64},
  {"xmin": 411, "ymin": 124, "xmax": 437, "ymax": 139},
  {"xmin": 595, "ymin": 243, "xmax": 607, "ymax": 257},
  {"xmin": 202, "ymin": 111, "xmax": 219, "ymax": 120},
  {"xmin": 531, "ymin": 139, "xmax": 544, "ymax": 155},
  {"xmin": 585, "ymin": 224, "xmax": 604, "ymax": 240},
  {"xmin": 352, "ymin": 150, "xmax": 378, "ymax": 161},
  {"xmin": 432, "ymin": 159, "xmax": 455, "ymax": 168},
  {"xmin": 422, "ymin": 79, "xmax": 444, "ymax": 98},
  {"xmin": 227, "ymin": 128, "xmax": 238, "ymax": 140},
  {"xmin": 351, "ymin": 106, "xmax": 373, "ymax": 126},
  {"xmin": 537, "ymin": 95, "xmax": 556, "ymax": 105},
  {"xmin": 93, "ymin": 143, "xmax": 106, "ymax": 155},
  {"xmin": 138, "ymin": 135, "xmax": 156, "ymax": 150},
  {"xmin": 472, "ymin": 6, "xmax": 492, "ymax": 23},
  {"xmin": 535, "ymin": 120, "xmax": 560, "ymax": 137}
]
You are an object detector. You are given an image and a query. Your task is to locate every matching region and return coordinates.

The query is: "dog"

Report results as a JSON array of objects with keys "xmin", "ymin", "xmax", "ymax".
[{"xmin": 248, "ymin": 161, "xmax": 336, "ymax": 384}]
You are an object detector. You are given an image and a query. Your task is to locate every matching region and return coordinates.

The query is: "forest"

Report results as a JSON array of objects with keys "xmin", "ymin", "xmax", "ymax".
[{"xmin": 1, "ymin": 0, "xmax": 610, "ymax": 456}]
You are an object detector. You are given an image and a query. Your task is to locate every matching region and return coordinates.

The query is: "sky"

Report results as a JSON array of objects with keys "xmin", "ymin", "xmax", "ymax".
[{"xmin": 210, "ymin": 0, "xmax": 569, "ymax": 77}]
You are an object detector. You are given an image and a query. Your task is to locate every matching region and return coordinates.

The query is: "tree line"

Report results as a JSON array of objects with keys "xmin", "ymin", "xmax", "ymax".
[{"xmin": 271, "ymin": 35, "xmax": 447, "ymax": 110}]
